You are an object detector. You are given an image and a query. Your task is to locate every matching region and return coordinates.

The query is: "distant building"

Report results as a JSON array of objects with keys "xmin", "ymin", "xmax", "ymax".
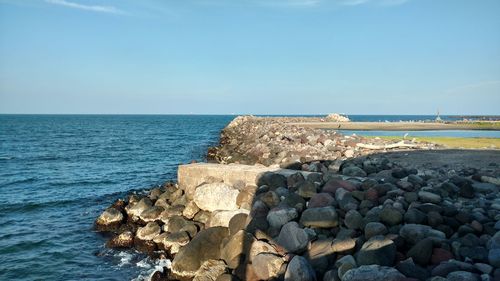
[{"xmin": 435, "ymin": 110, "xmax": 442, "ymax": 122}]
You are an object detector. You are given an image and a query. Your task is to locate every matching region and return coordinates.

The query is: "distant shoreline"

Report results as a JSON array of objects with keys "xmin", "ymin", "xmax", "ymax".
[{"xmin": 288, "ymin": 121, "xmax": 500, "ymax": 131}]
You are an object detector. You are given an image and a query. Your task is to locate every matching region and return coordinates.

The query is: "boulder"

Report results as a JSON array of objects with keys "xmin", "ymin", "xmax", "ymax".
[
  {"xmin": 285, "ymin": 255, "xmax": 317, "ymax": 281},
  {"xmin": 126, "ymin": 198, "xmax": 153, "ymax": 217},
  {"xmin": 193, "ymin": 259, "xmax": 227, "ymax": 281},
  {"xmin": 220, "ymin": 230, "xmax": 256, "ymax": 269},
  {"xmin": 446, "ymin": 271, "xmax": 480, "ymax": 281},
  {"xmin": 407, "ymin": 238, "xmax": 433, "ymax": 265},
  {"xmin": 300, "ymin": 206, "xmax": 339, "ymax": 228},
  {"xmin": 276, "ymin": 221, "xmax": 309, "ymax": 254},
  {"xmin": 193, "ymin": 183, "xmax": 239, "ymax": 212},
  {"xmin": 308, "ymin": 193, "xmax": 335, "ymax": 208},
  {"xmin": 171, "ymin": 227, "xmax": 229, "ymax": 278},
  {"xmin": 159, "ymin": 231, "xmax": 191, "ymax": 254},
  {"xmin": 379, "ymin": 206, "xmax": 403, "ymax": 226},
  {"xmin": 208, "ymin": 209, "xmax": 250, "ymax": 227},
  {"xmin": 399, "ymin": 224, "xmax": 445, "ymax": 245},
  {"xmin": 418, "ymin": 191, "xmax": 442, "ymax": 204},
  {"xmin": 341, "ymin": 265, "xmax": 406, "ymax": 281},
  {"xmin": 139, "ymin": 206, "xmax": 165, "ymax": 222},
  {"xmin": 357, "ymin": 235, "xmax": 396, "ymax": 266},
  {"xmin": 136, "ymin": 222, "xmax": 161, "ymax": 241},
  {"xmin": 344, "ymin": 210, "xmax": 364, "ymax": 230},
  {"xmin": 364, "ymin": 222, "xmax": 387, "ymax": 239},
  {"xmin": 252, "ymin": 253, "xmax": 285, "ymax": 280},
  {"xmin": 267, "ymin": 207, "xmax": 298, "ymax": 229},
  {"xmin": 95, "ymin": 208, "xmax": 124, "ymax": 231},
  {"xmin": 106, "ymin": 231, "xmax": 134, "ymax": 248}
]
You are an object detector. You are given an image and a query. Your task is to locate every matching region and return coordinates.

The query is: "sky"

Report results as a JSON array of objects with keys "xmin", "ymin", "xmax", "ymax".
[{"xmin": 0, "ymin": 0, "xmax": 499, "ymax": 115}]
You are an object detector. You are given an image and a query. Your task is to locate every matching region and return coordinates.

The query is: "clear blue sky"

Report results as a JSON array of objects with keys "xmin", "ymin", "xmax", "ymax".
[{"xmin": 0, "ymin": 0, "xmax": 499, "ymax": 115}]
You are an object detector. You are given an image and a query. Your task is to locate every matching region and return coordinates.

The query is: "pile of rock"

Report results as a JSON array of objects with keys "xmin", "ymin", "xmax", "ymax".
[
  {"xmin": 326, "ymin": 114, "xmax": 351, "ymax": 122},
  {"xmin": 96, "ymin": 154, "xmax": 500, "ymax": 281},
  {"xmin": 207, "ymin": 116, "xmax": 435, "ymax": 167}
]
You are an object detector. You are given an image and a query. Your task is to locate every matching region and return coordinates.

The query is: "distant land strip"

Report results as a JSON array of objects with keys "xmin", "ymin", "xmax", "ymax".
[{"xmin": 289, "ymin": 121, "xmax": 500, "ymax": 131}]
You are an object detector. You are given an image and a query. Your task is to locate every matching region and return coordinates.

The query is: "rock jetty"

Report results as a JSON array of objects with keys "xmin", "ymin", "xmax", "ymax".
[{"xmin": 95, "ymin": 116, "xmax": 500, "ymax": 281}]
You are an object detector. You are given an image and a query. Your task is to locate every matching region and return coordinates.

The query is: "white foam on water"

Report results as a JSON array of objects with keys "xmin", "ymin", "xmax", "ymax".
[
  {"xmin": 116, "ymin": 251, "xmax": 134, "ymax": 267},
  {"xmin": 130, "ymin": 257, "xmax": 171, "ymax": 281}
]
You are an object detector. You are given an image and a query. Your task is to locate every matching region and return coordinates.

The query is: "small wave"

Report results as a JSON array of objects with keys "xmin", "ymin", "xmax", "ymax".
[
  {"xmin": 131, "ymin": 257, "xmax": 171, "ymax": 281},
  {"xmin": 0, "ymin": 156, "xmax": 15, "ymax": 160}
]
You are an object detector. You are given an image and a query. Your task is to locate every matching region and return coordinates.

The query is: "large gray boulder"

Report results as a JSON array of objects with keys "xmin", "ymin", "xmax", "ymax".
[
  {"xmin": 356, "ymin": 235, "xmax": 396, "ymax": 266},
  {"xmin": 300, "ymin": 206, "xmax": 339, "ymax": 228},
  {"xmin": 171, "ymin": 227, "xmax": 229, "ymax": 278},
  {"xmin": 276, "ymin": 221, "xmax": 309, "ymax": 253},
  {"xmin": 284, "ymin": 255, "xmax": 317, "ymax": 281},
  {"xmin": 399, "ymin": 224, "xmax": 446, "ymax": 244},
  {"xmin": 341, "ymin": 265, "xmax": 406, "ymax": 281}
]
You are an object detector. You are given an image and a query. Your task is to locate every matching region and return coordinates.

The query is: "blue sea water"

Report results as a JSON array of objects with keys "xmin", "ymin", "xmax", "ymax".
[
  {"xmin": 0, "ymin": 115, "xmax": 234, "ymax": 281},
  {"xmin": 0, "ymin": 114, "xmax": 498, "ymax": 281}
]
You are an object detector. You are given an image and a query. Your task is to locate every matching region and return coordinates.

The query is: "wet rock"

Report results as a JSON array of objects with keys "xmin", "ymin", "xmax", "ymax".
[
  {"xmin": 267, "ymin": 207, "xmax": 298, "ymax": 229},
  {"xmin": 357, "ymin": 235, "xmax": 396, "ymax": 266},
  {"xmin": 300, "ymin": 206, "xmax": 339, "ymax": 228},
  {"xmin": 171, "ymin": 227, "xmax": 229, "ymax": 278},
  {"xmin": 139, "ymin": 206, "xmax": 165, "ymax": 222},
  {"xmin": 126, "ymin": 198, "xmax": 153, "ymax": 218},
  {"xmin": 277, "ymin": 221, "xmax": 309, "ymax": 253},
  {"xmin": 285, "ymin": 255, "xmax": 317, "ymax": 281},
  {"xmin": 106, "ymin": 231, "xmax": 134, "ymax": 248},
  {"xmin": 252, "ymin": 253, "xmax": 285, "ymax": 280},
  {"xmin": 193, "ymin": 183, "xmax": 239, "ymax": 212},
  {"xmin": 95, "ymin": 207, "xmax": 124, "ymax": 231},
  {"xmin": 341, "ymin": 265, "xmax": 406, "ymax": 281},
  {"xmin": 136, "ymin": 222, "xmax": 161, "ymax": 241}
]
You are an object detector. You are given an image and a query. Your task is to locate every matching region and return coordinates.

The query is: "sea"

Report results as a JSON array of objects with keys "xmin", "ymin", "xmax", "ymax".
[{"xmin": 0, "ymin": 114, "xmax": 498, "ymax": 281}]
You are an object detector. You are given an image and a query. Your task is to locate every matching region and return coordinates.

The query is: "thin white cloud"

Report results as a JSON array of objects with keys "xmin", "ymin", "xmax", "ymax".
[
  {"xmin": 45, "ymin": 0, "xmax": 126, "ymax": 15},
  {"xmin": 339, "ymin": 0, "xmax": 410, "ymax": 6}
]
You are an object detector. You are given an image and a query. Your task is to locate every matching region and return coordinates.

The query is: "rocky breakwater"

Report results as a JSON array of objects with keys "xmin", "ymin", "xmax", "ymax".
[
  {"xmin": 207, "ymin": 116, "xmax": 437, "ymax": 167},
  {"xmin": 96, "ymin": 158, "xmax": 500, "ymax": 281}
]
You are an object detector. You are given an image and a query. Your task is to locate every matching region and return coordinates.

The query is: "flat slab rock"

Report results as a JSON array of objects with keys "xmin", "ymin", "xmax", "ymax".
[{"xmin": 178, "ymin": 163, "xmax": 317, "ymax": 199}]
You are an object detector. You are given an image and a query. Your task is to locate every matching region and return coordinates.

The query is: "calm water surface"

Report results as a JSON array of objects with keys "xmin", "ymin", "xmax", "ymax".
[{"xmin": 0, "ymin": 115, "xmax": 234, "ymax": 281}]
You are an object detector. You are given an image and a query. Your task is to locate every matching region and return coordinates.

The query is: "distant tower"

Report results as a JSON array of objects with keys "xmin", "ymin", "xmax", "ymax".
[{"xmin": 435, "ymin": 109, "xmax": 442, "ymax": 122}]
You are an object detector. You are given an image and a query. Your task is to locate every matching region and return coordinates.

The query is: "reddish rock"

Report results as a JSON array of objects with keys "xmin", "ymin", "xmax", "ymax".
[
  {"xmin": 308, "ymin": 193, "xmax": 335, "ymax": 208},
  {"xmin": 431, "ymin": 248, "xmax": 454, "ymax": 264},
  {"xmin": 365, "ymin": 188, "xmax": 378, "ymax": 202},
  {"xmin": 322, "ymin": 179, "xmax": 357, "ymax": 195}
]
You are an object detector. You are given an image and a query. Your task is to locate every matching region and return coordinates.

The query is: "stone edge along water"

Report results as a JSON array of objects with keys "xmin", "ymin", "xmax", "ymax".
[{"xmin": 95, "ymin": 116, "xmax": 500, "ymax": 281}]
